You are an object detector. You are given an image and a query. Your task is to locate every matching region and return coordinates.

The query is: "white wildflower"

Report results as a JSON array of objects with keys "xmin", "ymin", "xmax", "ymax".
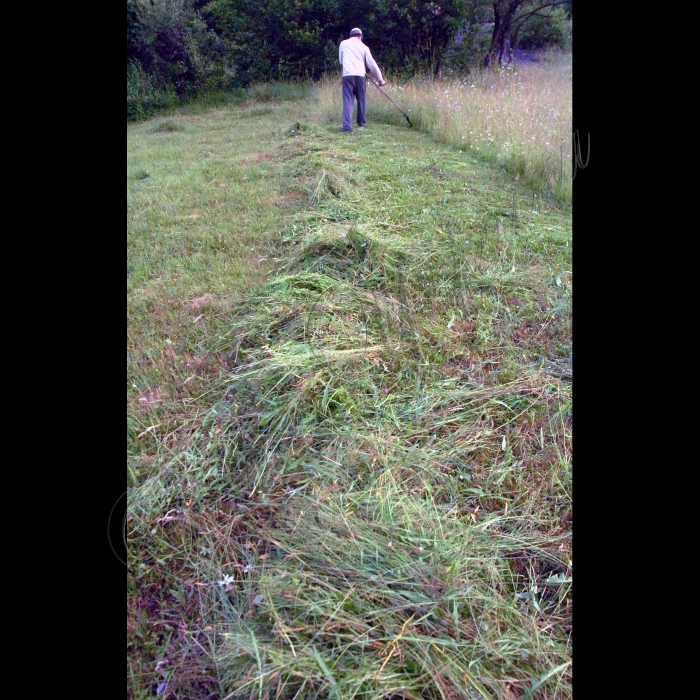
[{"xmin": 218, "ymin": 574, "xmax": 235, "ymax": 587}]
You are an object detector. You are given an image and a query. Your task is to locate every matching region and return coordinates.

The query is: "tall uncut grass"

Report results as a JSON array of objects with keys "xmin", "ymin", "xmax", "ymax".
[{"xmin": 315, "ymin": 52, "xmax": 572, "ymax": 205}]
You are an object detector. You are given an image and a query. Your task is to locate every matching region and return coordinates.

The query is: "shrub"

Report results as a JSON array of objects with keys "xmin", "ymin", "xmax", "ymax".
[
  {"xmin": 127, "ymin": 62, "xmax": 177, "ymax": 121},
  {"xmin": 516, "ymin": 8, "xmax": 570, "ymax": 51},
  {"xmin": 443, "ymin": 23, "xmax": 492, "ymax": 76},
  {"xmin": 130, "ymin": 0, "xmax": 226, "ymax": 99}
]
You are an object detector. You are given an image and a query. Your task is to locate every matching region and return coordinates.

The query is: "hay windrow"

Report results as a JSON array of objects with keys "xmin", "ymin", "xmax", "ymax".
[{"xmin": 128, "ymin": 79, "xmax": 572, "ymax": 699}]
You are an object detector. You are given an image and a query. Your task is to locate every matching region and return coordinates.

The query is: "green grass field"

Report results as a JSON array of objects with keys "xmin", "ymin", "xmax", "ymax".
[{"xmin": 128, "ymin": 58, "xmax": 572, "ymax": 700}]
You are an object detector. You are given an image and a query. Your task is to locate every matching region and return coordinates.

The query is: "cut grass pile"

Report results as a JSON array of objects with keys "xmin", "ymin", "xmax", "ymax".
[{"xmin": 128, "ymin": 76, "xmax": 571, "ymax": 700}]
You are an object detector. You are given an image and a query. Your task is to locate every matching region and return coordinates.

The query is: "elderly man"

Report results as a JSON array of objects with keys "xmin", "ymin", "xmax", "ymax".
[{"xmin": 338, "ymin": 27, "xmax": 386, "ymax": 132}]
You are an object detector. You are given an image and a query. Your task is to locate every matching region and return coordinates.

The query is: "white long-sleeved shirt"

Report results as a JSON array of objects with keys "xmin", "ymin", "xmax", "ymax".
[{"xmin": 339, "ymin": 36, "xmax": 383, "ymax": 81}]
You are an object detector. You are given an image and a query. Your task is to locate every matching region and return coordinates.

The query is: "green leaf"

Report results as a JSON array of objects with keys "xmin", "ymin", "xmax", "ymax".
[
  {"xmin": 462, "ymin": 487, "xmax": 484, "ymax": 496},
  {"xmin": 313, "ymin": 647, "xmax": 338, "ymax": 691},
  {"xmin": 523, "ymin": 661, "xmax": 572, "ymax": 699}
]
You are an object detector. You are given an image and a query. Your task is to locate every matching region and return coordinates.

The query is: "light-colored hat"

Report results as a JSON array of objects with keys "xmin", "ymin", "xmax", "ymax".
[{"xmin": 350, "ymin": 28, "xmax": 362, "ymax": 37}]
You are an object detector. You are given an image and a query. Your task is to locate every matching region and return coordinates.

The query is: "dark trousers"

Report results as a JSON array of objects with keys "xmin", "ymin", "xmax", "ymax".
[{"xmin": 342, "ymin": 76, "xmax": 366, "ymax": 131}]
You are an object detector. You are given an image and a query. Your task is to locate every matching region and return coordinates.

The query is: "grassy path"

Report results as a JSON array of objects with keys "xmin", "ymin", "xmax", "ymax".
[{"xmin": 128, "ymin": 96, "xmax": 571, "ymax": 699}]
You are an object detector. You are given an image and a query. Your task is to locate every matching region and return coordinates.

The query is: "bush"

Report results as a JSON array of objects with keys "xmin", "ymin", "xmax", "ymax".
[
  {"xmin": 130, "ymin": 0, "xmax": 227, "ymax": 99},
  {"xmin": 516, "ymin": 9, "xmax": 570, "ymax": 51},
  {"xmin": 127, "ymin": 62, "xmax": 178, "ymax": 121},
  {"xmin": 443, "ymin": 23, "xmax": 492, "ymax": 76}
]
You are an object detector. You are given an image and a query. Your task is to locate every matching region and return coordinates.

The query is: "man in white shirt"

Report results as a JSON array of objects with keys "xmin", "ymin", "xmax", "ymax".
[{"xmin": 338, "ymin": 28, "xmax": 386, "ymax": 132}]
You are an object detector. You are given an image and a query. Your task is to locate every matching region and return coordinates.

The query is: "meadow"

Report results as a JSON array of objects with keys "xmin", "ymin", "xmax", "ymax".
[
  {"xmin": 127, "ymin": 52, "xmax": 572, "ymax": 700},
  {"xmin": 315, "ymin": 52, "xmax": 572, "ymax": 205}
]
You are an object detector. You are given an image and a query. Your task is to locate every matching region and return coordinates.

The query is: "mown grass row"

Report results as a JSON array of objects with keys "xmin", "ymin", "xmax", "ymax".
[
  {"xmin": 314, "ymin": 51, "xmax": 572, "ymax": 205},
  {"xmin": 128, "ymin": 79, "xmax": 571, "ymax": 699}
]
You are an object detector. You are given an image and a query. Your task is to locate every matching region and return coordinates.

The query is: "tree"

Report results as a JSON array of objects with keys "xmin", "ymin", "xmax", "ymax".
[
  {"xmin": 127, "ymin": 0, "xmax": 143, "ymax": 65},
  {"xmin": 130, "ymin": 0, "xmax": 224, "ymax": 97},
  {"xmin": 203, "ymin": 0, "xmax": 343, "ymax": 84},
  {"xmin": 331, "ymin": 0, "xmax": 485, "ymax": 78},
  {"xmin": 483, "ymin": 1, "xmax": 570, "ymax": 68},
  {"xmin": 202, "ymin": 0, "xmax": 484, "ymax": 82},
  {"xmin": 515, "ymin": 6, "xmax": 569, "ymax": 51}
]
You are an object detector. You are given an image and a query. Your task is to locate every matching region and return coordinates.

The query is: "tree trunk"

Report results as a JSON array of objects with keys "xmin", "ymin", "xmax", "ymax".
[
  {"xmin": 506, "ymin": 27, "xmax": 521, "ymax": 65},
  {"xmin": 485, "ymin": 1, "xmax": 569, "ymax": 68},
  {"xmin": 483, "ymin": 3, "xmax": 512, "ymax": 68}
]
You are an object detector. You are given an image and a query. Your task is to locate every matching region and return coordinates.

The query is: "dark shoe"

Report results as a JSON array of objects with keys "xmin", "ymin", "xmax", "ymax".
[
  {"xmin": 358, "ymin": 124, "xmax": 367, "ymax": 128},
  {"xmin": 341, "ymin": 128, "xmax": 353, "ymax": 132}
]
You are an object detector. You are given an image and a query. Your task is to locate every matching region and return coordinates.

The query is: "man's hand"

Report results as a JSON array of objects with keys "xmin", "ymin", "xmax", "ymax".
[{"xmin": 379, "ymin": 80, "xmax": 386, "ymax": 87}]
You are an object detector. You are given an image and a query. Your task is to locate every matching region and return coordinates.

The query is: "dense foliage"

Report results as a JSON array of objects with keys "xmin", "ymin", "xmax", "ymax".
[
  {"xmin": 515, "ymin": 6, "xmax": 570, "ymax": 50},
  {"xmin": 127, "ymin": 0, "xmax": 571, "ymax": 119}
]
